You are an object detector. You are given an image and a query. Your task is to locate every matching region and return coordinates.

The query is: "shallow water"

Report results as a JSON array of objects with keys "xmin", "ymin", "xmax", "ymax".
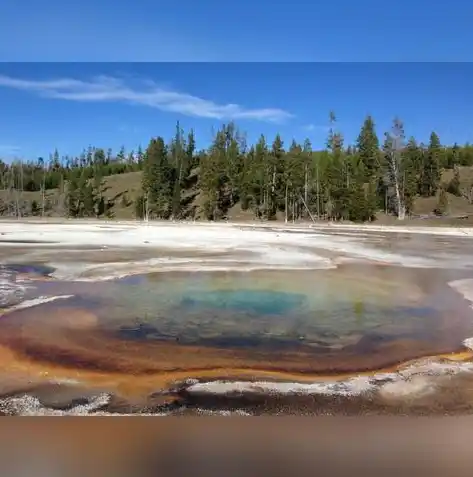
[
  {"xmin": 1, "ymin": 261, "xmax": 473, "ymax": 415},
  {"xmin": 4, "ymin": 265, "xmax": 467, "ymax": 353},
  {"xmin": 2, "ymin": 222, "xmax": 473, "ymax": 415},
  {"xmin": 72, "ymin": 267, "xmax": 467, "ymax": 353}
]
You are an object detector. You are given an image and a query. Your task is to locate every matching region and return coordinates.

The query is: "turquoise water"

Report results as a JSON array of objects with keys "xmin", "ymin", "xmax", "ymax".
[
  {"xmin": 4, "ymin": 265, "xmax": 468, "ymax": 354},
  {"xmin": 180, "ymin": 289, "xmax": 306, "ymax": 315},
  {"xmin": 22, "ymin": 267, "xmax": 454, "ymax": 352}
]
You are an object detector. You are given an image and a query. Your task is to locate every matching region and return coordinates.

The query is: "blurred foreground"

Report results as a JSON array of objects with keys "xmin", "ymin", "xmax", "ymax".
[{"xmin": 1, "ymin": 418, "xmax": 472, "ymax": 477}]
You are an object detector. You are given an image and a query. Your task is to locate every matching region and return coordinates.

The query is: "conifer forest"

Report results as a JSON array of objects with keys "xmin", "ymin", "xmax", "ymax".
[{"xmin": 1, "ymin": 114, "xmax": 473, "ymax": 222}]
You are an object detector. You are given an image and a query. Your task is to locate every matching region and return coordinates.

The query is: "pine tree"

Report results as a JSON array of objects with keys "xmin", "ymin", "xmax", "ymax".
[
  {"xmin": 170, "ymin": 122, "xmax": 185, "ymax": 219},
  {"xmin": 184, "ymin": 130, "xmax": 197, "ymax": 179},
  {"xmin": 224, "ymin": 123, "xmax": 242, "ymax": 210},
  {"xmin": 136, "ymin": 145, "xmax": 144, "ymax": 169},
  {"xmin": 146, "ymin": 137, "xmax": 173, "ymax": 219},
  {"xmin": 356, "ymin": 115, "xmax": 381, "ymax": 217},
  {"xmin": 325, "ymin": 112, "xmax": 348, "ymax": 220},
  {"xmin": 117, "ymin": 146, "xmax": 126, "ymax": 163},
  {"xmin": 52, "ymin": 148, "xmax": 61, "ymax": 171},
  {"xmin": 285, "ymin": 140, "xmax": 303, "ymax": 222},
  {"xmin": 31, "ymin": 200, "xmax": 40, "ymax": 216},
  {"xmin": 76, "ymin": 168, "xmax": 93, "ymax": 217},
  {"xmin": 421, "ymin": 132, "xmax": 442, "ymax": 196},
  {"xmin": 200, "ymin": 128, "xmax": 229, "ymax": 220},
  {"xmin": 7, "ymin": 111, "xmax": 473, "ymax": 224},
  {"xmin": 141, "ymin": 146, "xmax": 151, "ymax": 220},
  {"xmin": 301, "ymin": 138, "xmax": 313, "ymax": 219},
  {"xmin": 66, "ymin": 170, "xmax": 79, "ymax": 217},
  {"xmin": 446, "ymin": 143, "xmax": 460, "ymax": 168},
  {"xmin": 269, "ymin": 134, "xmax": 285, "ymax": 219},
  {"xmin": 92, "ymin": 148, "xmax": 106, "ymax": 217},
  {"xmin": 252, "ymin": 135, "xmax": 269, "ymax": 218},
  {"xmin": 357, "ymin": 115, "xmax": 380, "ymax": 178}
]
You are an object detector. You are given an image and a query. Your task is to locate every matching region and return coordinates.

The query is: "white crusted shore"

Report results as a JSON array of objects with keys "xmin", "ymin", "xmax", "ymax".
[{"xmin": 1, "ymin": 220, "xmax": 473, "ymax": 281}]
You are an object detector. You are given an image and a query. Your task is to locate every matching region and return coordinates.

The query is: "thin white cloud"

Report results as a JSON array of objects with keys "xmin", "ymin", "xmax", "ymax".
[
  {"xmin": 118, "ymin": 124, "xmax": 140, "ymax": 134},
  {"xmin": 0, "ymin": 144, "xmax": 20, "ymax": 154},
  {"xmin": 0, "ymin": 74, "xmax": 293, "ymax": 123},
  {"xmin": 304, "ymin": 123, "xmax": 330, "ymax": 132}
]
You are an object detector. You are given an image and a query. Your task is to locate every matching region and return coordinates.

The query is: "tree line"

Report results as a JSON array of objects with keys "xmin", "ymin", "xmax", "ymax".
[{"xmin": 1, "ymin": 114, "xmax": 473, "ymax": 222}]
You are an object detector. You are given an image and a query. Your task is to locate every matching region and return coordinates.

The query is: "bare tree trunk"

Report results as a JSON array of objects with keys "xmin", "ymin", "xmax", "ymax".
[
  {"xmin": 394, "ymin": 180, "xmax": 405, "ymax": 220},
  {"xmin": 304, "ymin": 164, "xmax": 308, "ymax": 217},
  {"xmin": 41, "ymin": 167, "xmax": 46, "ymax": 218},
  {"xmin": 263, "ymin": 189, "xmax": 266, "ymax": 219},
  {"xmin": 386, "ymin": 119, "xmax": 406, "ymax": 220},
  {"xmin": 172, "ymin": 153, "xmax": 183, "ymax": 221},
  {"xmin": 389, "ymin": 155, "xmax": 405, "ymax": 220},
  {"xmin": 7, "ymin": 168, "xmax": 13, "ymax": 216},
  {"xmin": 284, "ymin": 182, "xmax": 288, "ymax": 223},
  {"xmin": 144, "ymin": 190, "xmax": 150, "ymax": 222},
  {"xmin": 316, "ymin": 162, "xmax": 320, "ymax": 220},
  {"xmin": 14, "ymin": 163, "xmax": 21, "ymax": 219},
  {"xmin": 19, "ymin": 162, "xmax": 23, "ymax": 217},
  {"xmin": 300, "ymin": 194, "xmax": 316, "ymax": 223},
  {"xmin": 461, "ymin": 185, "xmax": 473, "ymax": 204}
]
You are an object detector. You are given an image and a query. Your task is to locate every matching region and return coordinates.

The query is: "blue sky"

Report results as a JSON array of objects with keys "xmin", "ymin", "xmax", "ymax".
[
  {"xmin": 2, "ymin": 0, "xmax": 473, "ymax": 62},
  {"xmin": 0, "ymin": 63, "xmax": 472, "ymax": 161}
]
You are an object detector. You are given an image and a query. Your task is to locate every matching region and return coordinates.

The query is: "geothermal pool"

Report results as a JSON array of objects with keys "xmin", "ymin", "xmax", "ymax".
[{"xmin": 1, "ymin": 221, "xmax": 473, "ymax": 416}]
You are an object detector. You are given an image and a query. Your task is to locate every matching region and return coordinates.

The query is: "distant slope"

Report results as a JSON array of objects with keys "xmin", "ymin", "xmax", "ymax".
[
  {"xmin": 101, "ymin": 171, "xmax": 143, "ymax": 218},
  {"xmin": 442, "ymin": 166, "xmax": 473, "ymax": 185},
  {"xmin": 2, "ymin": 166, "xmax": 473, "ymax": 221},
  {"xmin": 413, "ymin": 166, "xmax": 473, "ymax": 217},
  {"xmin": 0, "ymin": 171, "xmax": 143, "ymax": 219}
]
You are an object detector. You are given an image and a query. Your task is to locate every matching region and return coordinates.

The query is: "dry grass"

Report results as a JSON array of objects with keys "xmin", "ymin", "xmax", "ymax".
[
  {"xmin": 442, "ymin": 166, "xmax": 473, "ymax": 185},
  {"xmin": 0, "ymin": 189, "xmax": 58, "ymax": 203},
  {"xmin": 2, "ymin": 166, "xmax": 473, "ymax": 223},
  {"xmin": 0, "ymin": 172, "xmax": 143, "ymax": 219},
  {"xmin": 101, "ymin": 171, "xmax": 143, "ymax": 219}
]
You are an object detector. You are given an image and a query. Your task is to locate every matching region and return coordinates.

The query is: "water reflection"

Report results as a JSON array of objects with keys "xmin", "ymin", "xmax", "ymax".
[
  {"xmin": 0, "ymin": 263, "xmax": 473, "ymax": 414},
  {"xmin": 180, "ymin": 289, "xmax": 306, "ymax": 315},
  {"xmin": 2, "ymin": 264, "xmax": 471, "ymax": 361},
  {"xmin": 3, "ymin": 263, "xmax": 55, "ymax": 277}
]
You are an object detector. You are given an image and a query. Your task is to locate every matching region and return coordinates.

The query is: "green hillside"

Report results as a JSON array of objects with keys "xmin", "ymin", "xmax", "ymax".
[
  {"xmin": 2, "ymin": 166, "xmax": 473, "ymax": 224},
  {"xmin": 2, "ymin": 118, "xmax": 473, "ymax": 224}
]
